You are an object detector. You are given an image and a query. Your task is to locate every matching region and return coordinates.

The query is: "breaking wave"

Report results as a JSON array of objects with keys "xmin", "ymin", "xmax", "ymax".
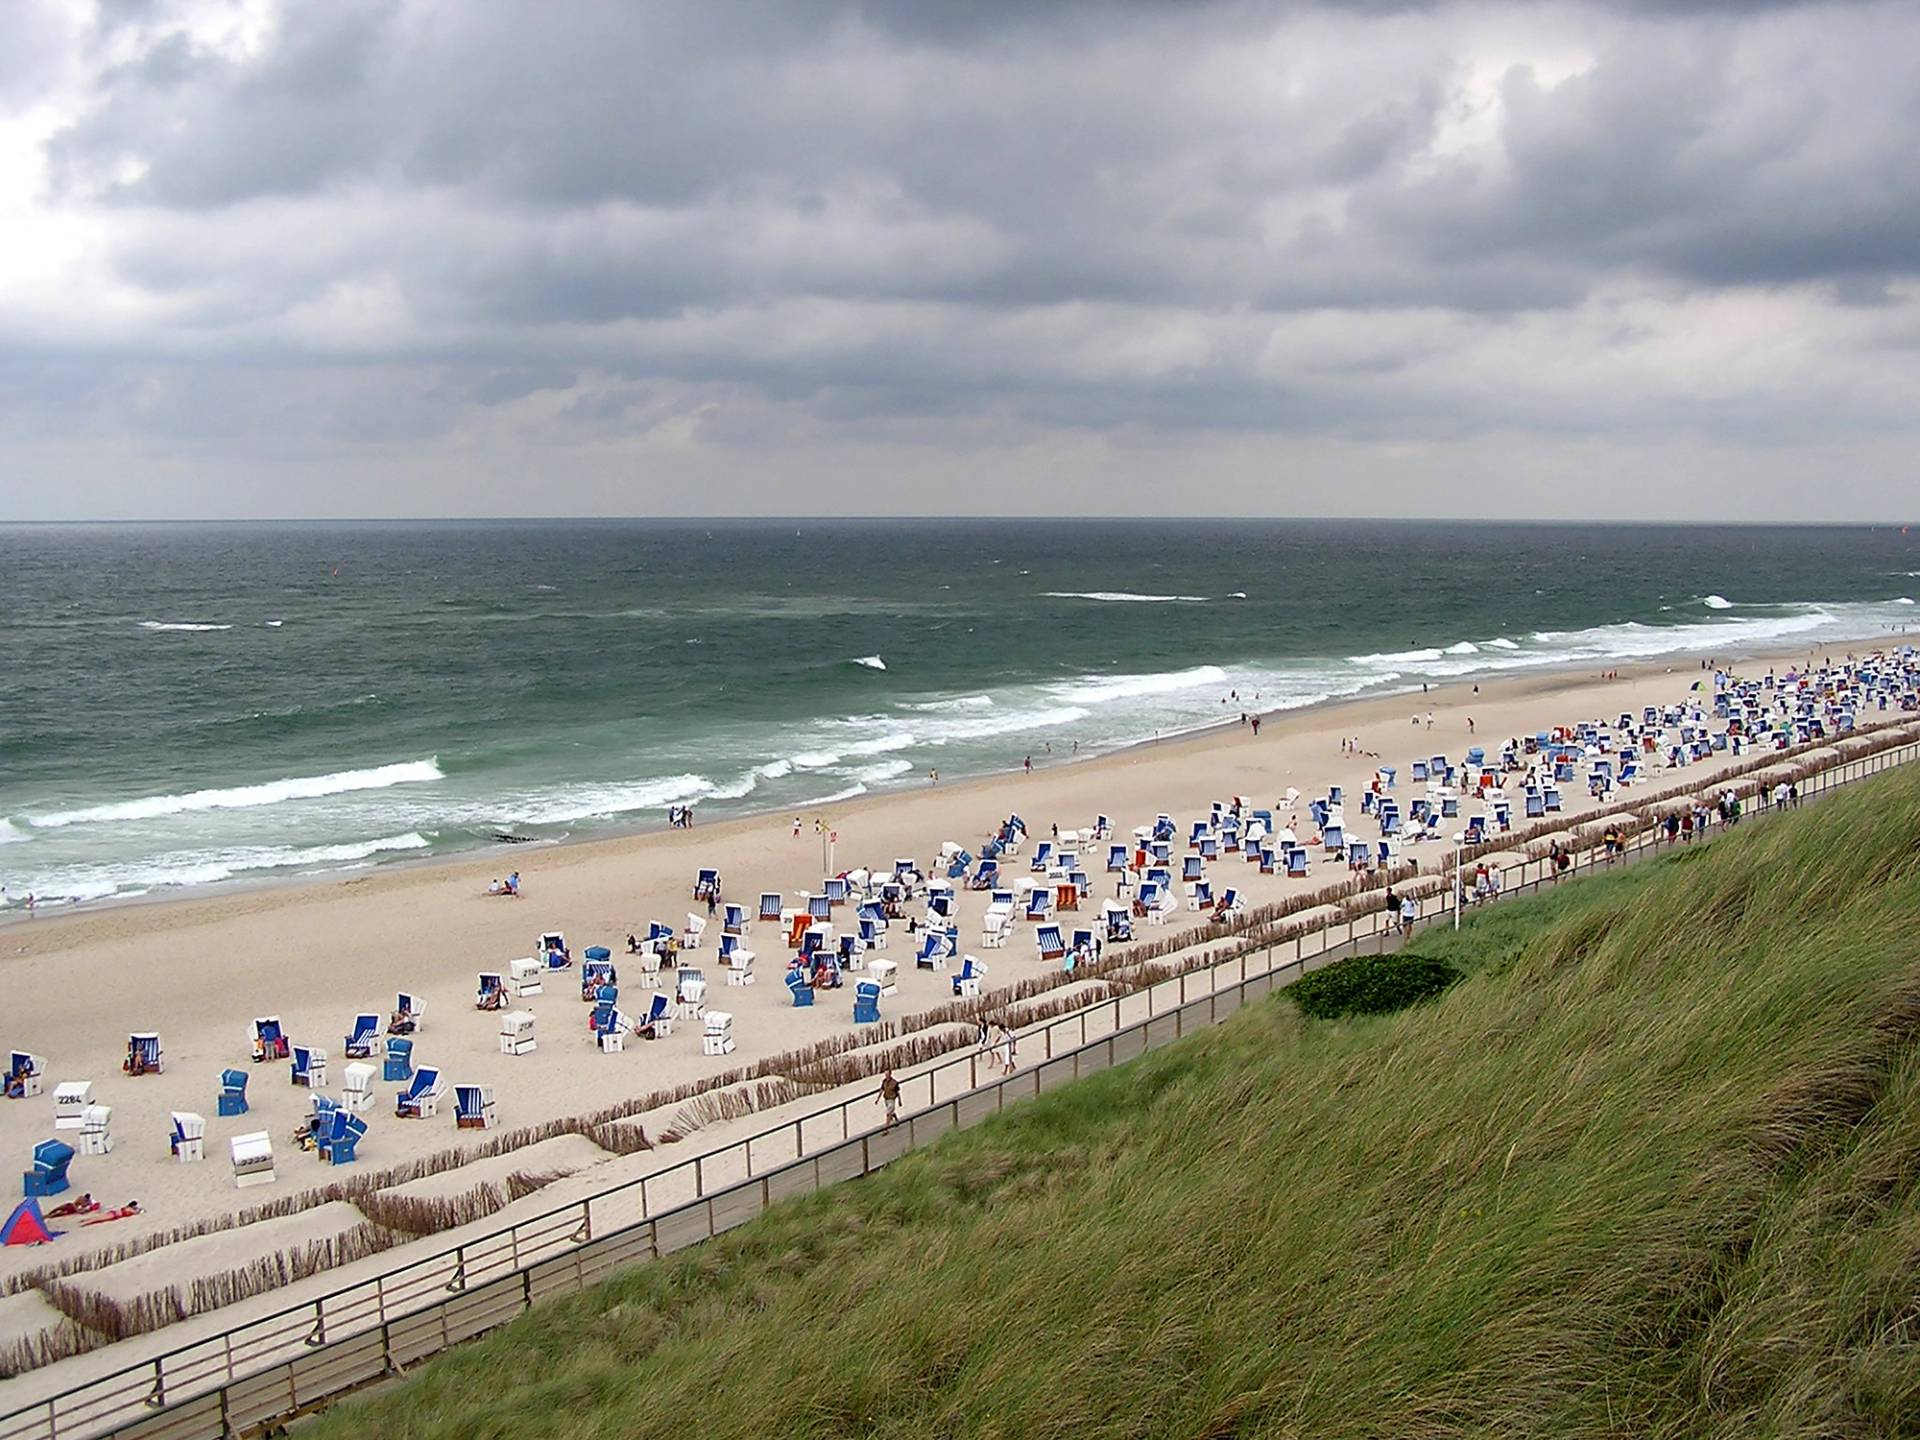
[
  {"xmin": 26, "ymin": 759, "xmax": 446, "ymax": 829},
  {"xmin": 139, "ymin": 620, "xmax": 233, "ymax": 632},
  {"xmin": 1041, "ymin": 591, "xmax": 1210, "ymax": 603},
  {"xmin": 850, "ymin": 655, "xmax": 887, "ymax": 670}
]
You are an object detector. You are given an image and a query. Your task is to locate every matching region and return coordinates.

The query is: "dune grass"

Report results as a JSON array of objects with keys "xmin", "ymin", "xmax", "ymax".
[{"xmin": 304, "ymin": 767, "xmax": 1920, "ymax": 1439}]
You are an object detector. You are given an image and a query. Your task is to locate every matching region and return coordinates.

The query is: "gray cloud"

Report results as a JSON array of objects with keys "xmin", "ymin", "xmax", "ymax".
[{"xmin": 1, "ymin": 0, "xmax": 1917, "ymax": 519}]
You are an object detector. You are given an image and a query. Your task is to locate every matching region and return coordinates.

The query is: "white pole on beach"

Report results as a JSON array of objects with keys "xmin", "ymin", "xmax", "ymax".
[{"xmin": 1452, "ymin": 831, "xmax": 1464, "ymax": 932}]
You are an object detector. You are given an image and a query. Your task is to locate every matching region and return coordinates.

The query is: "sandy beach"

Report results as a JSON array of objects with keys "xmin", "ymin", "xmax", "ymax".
[{"xmin": 2, "ymin": 637, "xmax": 1890, "ymax": 1290}]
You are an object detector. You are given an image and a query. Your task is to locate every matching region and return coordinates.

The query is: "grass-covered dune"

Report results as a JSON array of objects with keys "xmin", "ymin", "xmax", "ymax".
[{"xmin": 307, "ymin": 768, "xmax": 1920, "ymax": 1439}]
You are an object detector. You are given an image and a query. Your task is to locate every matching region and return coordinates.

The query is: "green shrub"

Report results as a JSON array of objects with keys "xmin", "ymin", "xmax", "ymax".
[{"xmin": 1288, "ymin": 949, "xmax": 1460, "ymax": 1019}]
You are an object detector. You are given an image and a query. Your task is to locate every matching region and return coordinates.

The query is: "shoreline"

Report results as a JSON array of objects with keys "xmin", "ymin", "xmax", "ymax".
[
  {"xmin": 0, "ymin": 631, "xmax": 1885, "ymax": 951},
  {"xmin": 0, "ymin": 632, "xmax": 1909, "ymax": 1346}
]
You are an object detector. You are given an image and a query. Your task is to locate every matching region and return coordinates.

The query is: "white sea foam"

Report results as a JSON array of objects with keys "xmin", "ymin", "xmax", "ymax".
[
  {"xmin": 790, "ymin": 751, "xmax": 841, "ymax": 769},
  {"xmin": 139, "ymin": 620, "xmax": 233, "ymax": 632},
  {"xmin": 1041, "ymin": 591, "xmax": 1210, "ymax": 603},
  {"xmin": 26, "ymin": 758, "xmax": 445, "ymax": 829},
  {"xmin": 851, "ymin": 758, "xmax": 914, "ymax": 784},
  {"xmin": 0, "ymin": 818, "xmax": 28, "ymax": 846},
  {"xmin": 264, "ymin": 619, "xmax": 285, "ymax": 628},
  {"xmin": 1487, "ymin": 638, "xmax": 1520, "ymax": 650},
  {"xmin": 12, "ymin": 832, "xmax": 432, "ymax": 905},
  {"xmin": 500, "ymin": 773, "xmax": 716, "ymax": 826},
  {"xmin": 1227, "ymin": 591, "xmax": 1248, "ymax": 599},
  {"xmin": 1702, "ymin": 594, "xmax": 1735, "ymax": 610},
  {"xmin": 850, "ymin": 655, "xmax": 887, "ymax": 670},
  {"xmin": 899, "ymin": 695, "xmax": 994, "ymax": 712},
  {"xmin": 756, "ymin": 759, "xmax": 794, "ymax": 780},
  {"xmin": 842, "ymin": 732, "xmax": 915, "ymax": 757},
  {"xmin": 1052, "ymin": 664, "xmax": 1228, "ymax": 705},
  {"xmin": 1898, "ymin": 597, "xmax": 1915, "ymax": 606},
  {"xmin": 1444, "ymin": 641, "xmax": 1480, "ymax": 655},
  {"xmin": 1348, "ymin": 648, "xmax": 1443, "ymax": 666}
]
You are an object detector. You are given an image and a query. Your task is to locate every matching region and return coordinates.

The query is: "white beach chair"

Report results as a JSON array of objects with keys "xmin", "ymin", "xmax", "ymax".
[
  {"xmin": 702, "ymin": 1011, "xmax": 735, "ymax": 1057},
  {"xmin": 684, "ymin": 914, "xmax": 707, "ymax": 949},
  {"xmin": 80, "ymin": 1104, "xmax": 113, "ymax": 1156},
  {"xmin": 510, "ymin": 956, "xmax": 544, "ymax": 998},
  {"xmin": 499, "ymin": 1011, "xmax": 537, "ymax": 1056},
  {"xmin": 231, "ymin": 1131, "xmax": 276, "ymax": 1188},
  {"xmin": 53, "ymin": 1081, "xmax": 92, "ymax": 1129},
  {"xmin": 868, "ymin": 958, "xmax": 899, "ymax": 996},
  {"xmin": 674, "ymin": 969, "xmax": 707, "ymax": 1021},
  {"xmin": 342, "ymin": 1062, "xmax": 376, "ymax": 1112},
  {"xmin": 170, "ymin": 1111, "xmax": 206, "ymax": 1163}
]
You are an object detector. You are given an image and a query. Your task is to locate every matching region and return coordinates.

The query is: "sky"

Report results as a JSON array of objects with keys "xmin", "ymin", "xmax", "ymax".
[{"xmin": 0, "ymin": 0, "xmax": 1916, "ymax": 521}]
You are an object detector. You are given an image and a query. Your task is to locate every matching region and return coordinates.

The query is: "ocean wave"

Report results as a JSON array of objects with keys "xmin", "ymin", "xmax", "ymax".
[
  {"xmin": 1041, "ymin": 591, "xmax": 1210, "ymax": 603},
  {"xmin": 1052, "ymin": 664, "xmax": 1228, "ymax": 705},
  {"xmin": 898, "ymin": 695, "xmax": 994, "ymax": 712},
  {"xmin": 842, "ymin": 732, "xmax": 915, "ymax": 757},
  {"xmin": 851, "ymin": 758, "xmax": 915, "ymax": 784},
  {"xmin": 850, "ymin": 655, "xmax": 887, "ymax": 670},
  {"xmin": 1227, "ymin": 591, "xmax": 1248, "ymax": 599},
  {"xmin": 790, "ymin": 751, "xmax": 840, "ymax": 770},
  {"xmin": 7, "ymin": 832, "xmax": 432, "ymax": 906},
  {"xmin": 1486, "ymin": 638, "xmax": 1520, "ymax": 650},
  {"xmin": 26, "ymin": 758, "xmax": 445, "ymax": 829},
  {"xmin": 0, "ymin": 818, "xmax": 28, "ymax": 846},
  {"xmin": 1702, "ymin": 595, "xmax": 1735, "ymax": 610},
  {"xmin": 264, "ymin": 619, "xmax": 285, "ymax": 628},
  {"xmin": 1349, "ymin": 648, "xmax": 1443, "ymax": 666},
  {"xmin": 756, "ymin": 759, "xmax": 794, "ymax": 780},
  {"xmin": 497, "ymin": 773, "xmax": 717, "ymax": 826},
  {"xmin": 1898, "ymin": 597, "xmax": 1915, "ymax": 606},
  {"xmin": 139, "ymin": 620, "xmax": 233, "ymax": 632},
  {"xmin": 1443, "ymin": 641, "xmax": 1480, "ymax": 655}
]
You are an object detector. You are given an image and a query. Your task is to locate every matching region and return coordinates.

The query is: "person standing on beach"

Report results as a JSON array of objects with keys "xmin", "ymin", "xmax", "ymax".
[{"xmin": 1024, "ymin": 756, "xmax": 1032, "ymax": 775}]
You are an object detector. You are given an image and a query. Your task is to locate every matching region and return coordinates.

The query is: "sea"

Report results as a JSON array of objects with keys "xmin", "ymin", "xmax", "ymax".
[{"xmin": 2, "ymin": 520, "xmax": 1914, "ymax": 913}]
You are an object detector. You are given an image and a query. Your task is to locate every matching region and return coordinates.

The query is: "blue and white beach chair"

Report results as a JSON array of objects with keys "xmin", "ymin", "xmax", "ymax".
[
  {"xmin": 343, "ymin": 1014, "xmax": 379, "ymax": 1059},
  {"xmin": 395, "ymin": 1066, "xmax": 444, "ymax": 1119},
  {"xmin": 1024, "ymin": 887, "xmax": 1053, "ymax": 921},
  {"xmin": 382, "ymin": 1037, "xmax": 413, "ymax": 1083},
  {"xmin": 1102, "ymin": 901, "xmax": 1132, "ymax": 942},
  {"xmin": 759, "ymin": 892, "xmax": 782, "ymax": 924},
  {"xmin": 1035, "ymin": 924, "xmax": 1067, "ymax": 963},
  {"xmin": 124, "ymin": 1032, "xmax": 163, "ymax": 1076},
  {"xmin": 582, "ymin": 957, "xmax": 616, "ymax": 1001},
  {"xmin": 219, "ymin": 1067, "xmax": 250, "ymax": 1115},
  {"xmin": 6, "ymin": 1051, "xmax": 45, "ymax": 1100},
  {"xmin": 388, "ymin": 992, "xmax": 423, "ymax": 1035},
  {"xmin": 692, "ymin": 869, "xmax": 719, "ymax": 901},
  {"xmin": 785, "ymin": 970, "xmax": 814, "ymax": 1007},
  {"xmin": 853, "ymin": 979, "xmax": 882, "ymax": 1025},
  {"xmin": 722, "ymin": 903, "xmax": 748, "ymax": 934},
  {"xmin": 475, "ymin": 972, "xmax": 507, "ymax": 1010},
  {"xmin": 951, "ymin": 956, "xmax": 988, "ymax": 996},
  {"xmin": 455, "ymin": 1083, "xmax": 497, "ymax": 1130},
  {"xmin": 23, "ymin": 1139, "xmax": 73, "ymax": 1197},
  {"xmin": 320, "ymin": 1109, "xmax": 367, "ymax": 1166},
  {"xmin": 290, "ymin": 1044, "xmax": 327, "ymax": 1089}
]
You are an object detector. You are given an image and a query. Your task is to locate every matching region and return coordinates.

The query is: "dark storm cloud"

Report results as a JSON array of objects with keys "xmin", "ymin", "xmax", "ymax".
[{"xmin": 2, "ymin": 0, "xmax": 1918, "ymax": 518}]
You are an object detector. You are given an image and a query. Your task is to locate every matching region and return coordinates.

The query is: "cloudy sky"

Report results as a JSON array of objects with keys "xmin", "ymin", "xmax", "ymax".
[{"xmin": 1, "ymin": 0, "xmax": 1916, "ymax": 520}]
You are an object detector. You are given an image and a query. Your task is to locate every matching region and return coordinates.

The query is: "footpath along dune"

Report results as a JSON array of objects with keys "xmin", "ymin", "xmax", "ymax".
[{"xmin": 0, "ymin": 642, "xmax": 1905, "ymax": 1380}]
